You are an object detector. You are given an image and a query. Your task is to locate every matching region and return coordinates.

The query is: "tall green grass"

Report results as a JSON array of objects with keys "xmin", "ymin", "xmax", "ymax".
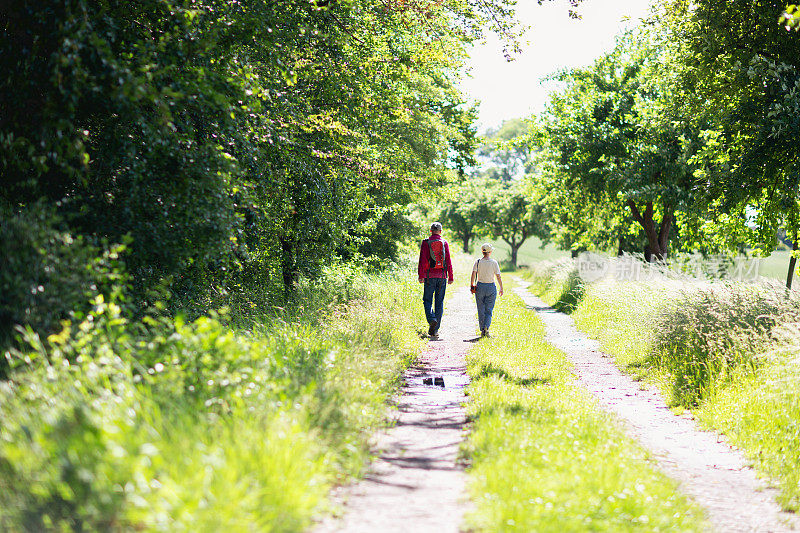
[
  {"xmin": 462, "ymin": 282, "xmax": 706, "ymax": 531},
  {"xmin": 526, "ymin": 259, "xmax": 585, "ymax": 313},
  {"xmin": 0, "ymin": 263, "xmax": 424, "ymax": 531},
  {"xmin": 529, "ymin": 258, "xmax": 800, "ymax": 511}
]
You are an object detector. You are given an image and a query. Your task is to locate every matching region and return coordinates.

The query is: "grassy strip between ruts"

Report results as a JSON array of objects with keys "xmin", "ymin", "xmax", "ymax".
[
  {"xmin": 0, "ymin": 263, "xmax": 424, "ymax": 531},
  {"xmin": 527, "ymin": 259, "xmax": 800, "ymax": 512},
  {"xmin": 461, "ymin": 280, "xmax": 707, "ymax": 531}
]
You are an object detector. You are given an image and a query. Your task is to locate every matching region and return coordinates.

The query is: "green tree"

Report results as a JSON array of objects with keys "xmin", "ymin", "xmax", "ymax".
[
  {"xmin": 532, "ymin": 165, "xmax": 643, "ymax": 256},
  {"xmin": 662, "ymin": 0, "xmax": 800, "ymax": 286},
  {"xmin": 438, "ymin": 178, "xmax": 493, "ymax": 253},
  {"xmin": 484, "ymin": 181, "xmax": 546, "ymax": 268},
  {"xmin": 476, "ymin": 118, "xmax": 534, "ymax": 182},
  {"xmin": 533, "ymin": 31, "xmax": 699, "ymax": 260}
]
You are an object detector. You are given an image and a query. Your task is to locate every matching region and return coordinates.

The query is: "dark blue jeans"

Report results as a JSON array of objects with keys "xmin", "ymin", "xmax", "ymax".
[
  {"xmin": 475, "ymin": 282, "xmax": 497, "ymax": 331},
  {"xmin": 422, "ymin": 277, "xmax": 447, "ymax": 331}
]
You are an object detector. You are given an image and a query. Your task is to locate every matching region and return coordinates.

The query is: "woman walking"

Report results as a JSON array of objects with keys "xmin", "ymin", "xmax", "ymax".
[{"xmin": 470, "ymin": 243, "xmax": 504, "ymax": 337}]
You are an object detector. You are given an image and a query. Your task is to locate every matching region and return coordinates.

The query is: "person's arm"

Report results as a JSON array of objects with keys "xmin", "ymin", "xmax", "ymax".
[
  {"xmin": 470, "ymin": 270, "xmax": 477, "ymax": 287},
  {"xmin": 495, "ymin": 261, "xmax": 503, "ymax": 295},
  {"xmin": 445, "ymin": 241, "xmax": 454, "ymax": 284},
  {"xmin": 418, "ymin": 240, "xmax": 428, "ymax": 283}
]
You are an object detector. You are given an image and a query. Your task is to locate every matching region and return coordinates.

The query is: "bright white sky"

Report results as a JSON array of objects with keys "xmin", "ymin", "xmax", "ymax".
[{"xmin": 459, "ymin": 0, "xmax": 653, "ymax": 131}]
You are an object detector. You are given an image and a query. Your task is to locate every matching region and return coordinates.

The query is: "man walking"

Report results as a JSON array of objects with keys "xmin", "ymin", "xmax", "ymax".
[{"xmin": 418, "ymin": 222, "xmax": 454, "ymax": 339}]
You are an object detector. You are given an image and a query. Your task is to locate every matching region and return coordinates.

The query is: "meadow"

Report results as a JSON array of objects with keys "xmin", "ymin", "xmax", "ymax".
[
  {"xmin": 476, "ymin": 238, "xmax": 794, "ymax": 283},
  {"xmin": 466, "ymin": 237, "xmax": 569, "ymax": 268},
  {"xmin": 527, "ymin": 259, "xmax": 800, "ymax": 511}
]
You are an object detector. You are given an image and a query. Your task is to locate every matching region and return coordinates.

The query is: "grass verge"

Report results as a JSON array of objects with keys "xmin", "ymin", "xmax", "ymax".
[
  {"xmin": 0, "ymin": 263, "xmax": 424, "ymax": 531},
  {"xmin": 528, "ymin": 259, "xmax": 800, "ymax": 511},
  {"xmin": 461, "ymin": 280, "xmax": 706, "ymax": 531}
]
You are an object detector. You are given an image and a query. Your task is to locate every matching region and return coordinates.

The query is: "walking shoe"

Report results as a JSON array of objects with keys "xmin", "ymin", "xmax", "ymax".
[
  {"xmin": 428, "ymin": 320, "xmax": 438, "ymax": 337},
  {"xmin": 484, "ymin": 329, "xmax": 491, "ymax": 338},
  {"xmin": 480, "ymin": 329, "xmax": 486, "ymax": 337}
]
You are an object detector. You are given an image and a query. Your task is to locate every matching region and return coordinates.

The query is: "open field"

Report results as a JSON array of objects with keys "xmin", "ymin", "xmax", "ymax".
[
  {"xmin": 465, "ymin": 237, "xmax": 570, "ymax": 267},
  {"xmin": 481, "ymin": 236, "xmax": 797, "ymax": 283},
  {"xmin": 757, "ymin": 250, "xmax": 794, "ymax": 281}
]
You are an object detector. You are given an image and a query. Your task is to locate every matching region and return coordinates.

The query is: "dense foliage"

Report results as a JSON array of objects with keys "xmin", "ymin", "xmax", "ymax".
[
  {"xmin": 1, "ymin": 0, "xmax": 527, "ymax": 345},
  {"xmin": 664, "ymin": 0, "xmax": 800, "ymax": 255},
  {"xmin": 527, "ymin": 1, "xmax": 800, "ymax": 282},
  {"xmin": 532, "ymin": 33, "xmax": 698, "ymax": 260}
]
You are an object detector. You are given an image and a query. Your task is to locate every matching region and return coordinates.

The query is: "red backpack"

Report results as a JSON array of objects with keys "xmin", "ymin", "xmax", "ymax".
[{"xmin": 425, "ymin": 239, "xmax": 445, "ymax": 269}]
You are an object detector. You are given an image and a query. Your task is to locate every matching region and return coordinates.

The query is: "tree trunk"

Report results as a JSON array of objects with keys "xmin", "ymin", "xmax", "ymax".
[
  {"xmin": 617, "ymin": 235, "xmax": 624, "ymax": 256},
  {"xmin": 462, "ymin": 233, "xmax": 471, "ymax": 254},
  {"xmin": 504, "ymin": 232, "xmax": 528, "ymax": 268},
  {"xmin": 627, "ymin": 200, "xmax": 673, "ymax": 262},
  {"xmin": 787, "ymin": 228, "xmax": 798, "ymax": 291}
]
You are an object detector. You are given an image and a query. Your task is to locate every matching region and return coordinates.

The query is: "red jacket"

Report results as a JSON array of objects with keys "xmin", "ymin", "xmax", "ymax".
[{"xmin": 418, "ymin": 234, "xmax": 454, "ymax": 282}]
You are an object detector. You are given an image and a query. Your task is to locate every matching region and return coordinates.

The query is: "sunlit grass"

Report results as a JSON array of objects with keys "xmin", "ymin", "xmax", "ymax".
[
  {"xmin": 462, "ymin": 282, "xmax": 706, "ymax": 531},
  {"xmin": 528, "ymin": 259, "xmax": 800, "ymax": 512},
  {"xmin": 698, "ymin": 348, "xmax": 800, "ymax": 511},
  {"xmin": 0, "ymin": 265, "xmax": 425, "ymax": 531}
]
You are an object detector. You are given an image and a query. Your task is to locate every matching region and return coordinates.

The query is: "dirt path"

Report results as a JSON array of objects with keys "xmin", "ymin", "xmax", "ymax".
[
  {"xmin": 514, "ymin": 279, "xmax": 799, "ymax": 533},
  {"xmin": 315, "ymin": 286, "xmax": 476, "ymax": 533}
]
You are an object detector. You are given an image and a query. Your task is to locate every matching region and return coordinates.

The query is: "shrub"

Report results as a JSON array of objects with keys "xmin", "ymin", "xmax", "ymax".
[
  {"xmin": 651, "ymin": 282, "xmax": 800, "ymax": 406},
  {"xmin": 0, "ymin": 204, "xmax": 127, "ymax": 364}
]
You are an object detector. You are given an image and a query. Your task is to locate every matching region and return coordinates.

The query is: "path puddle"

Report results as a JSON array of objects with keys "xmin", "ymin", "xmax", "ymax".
[{"xmin": 315, "ymin": 287, "xmax": 475, "ymax": 533}]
